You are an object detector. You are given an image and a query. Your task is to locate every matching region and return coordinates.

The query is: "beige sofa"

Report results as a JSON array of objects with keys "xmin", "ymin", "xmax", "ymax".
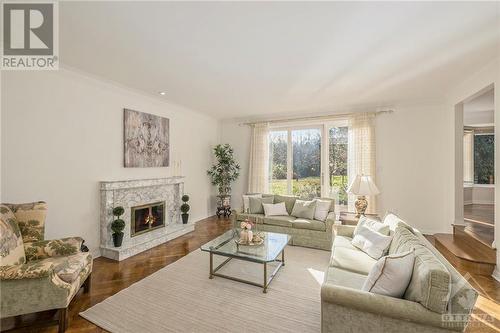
[
  {"xmin": 322, "ymin": 219, "xmax": 478, "ymax": 333},
  {"xmin": 231, "ymin": 194, "xmax": 335, "ymax": 250}
]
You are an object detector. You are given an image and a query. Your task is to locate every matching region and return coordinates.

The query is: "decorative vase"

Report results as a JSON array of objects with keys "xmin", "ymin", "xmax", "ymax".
[
  {"xmin": 181, "ymin": 213, "xmax": 189, "ymax": 224},
  {"xmin": 112, "ymin": 232, "xmax": 124, "ymax": 247},
  {"xmin": 240, "ymin": 230, "xmax": 248, "ymax": 243},
  {"xmin": 247, "ymin": 230, "xmax": 253, "ymax": 243}
]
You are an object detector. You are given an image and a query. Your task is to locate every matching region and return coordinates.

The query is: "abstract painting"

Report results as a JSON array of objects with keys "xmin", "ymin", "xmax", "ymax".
[{"xmin": 124, "ymin": 109, "xmax": 169, "ymax": 167}]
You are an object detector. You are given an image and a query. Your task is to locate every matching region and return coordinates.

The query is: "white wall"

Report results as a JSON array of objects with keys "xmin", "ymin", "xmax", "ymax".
[
  {"xmin": 220, "ymin": 121, "xmax": 251, "ymax": 211},
  {"xmin": 221, "ymin": 102, "xmax": 454, "ymax": 235},
  {"xmin": 1, "ymin": 68, "xmax": 219, "ymax": 256},
  {"xmin": 446, "ymin": 57, "xmax": 499, "ymax": 280}
]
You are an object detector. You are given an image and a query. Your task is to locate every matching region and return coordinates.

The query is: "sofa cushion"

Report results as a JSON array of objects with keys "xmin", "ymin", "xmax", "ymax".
[
  {"xmin": 362, "ymin": 250, "xmax": 415, "ymax": 298},
  {"xmin": 248, "ymin": 196, "xmax": 274, "ymax": 214},
  {"xmin": 292, "ymin": 218, "xmax": 326, "ymax": 231},
  {"xmin": 236, "ymin": 213, "xmax": 264, "ymax": 224},
  {"xmin": 242, "ymin": 194, "xmax": 262, "ymax": 213},
  {"xmin": 313, "ymin": 199, "xmax": 332, "ymax": 221},
  {"xmin": 263, "ymin": 216, "xmax": 295, "ymax": 228},
  {"xmin": 354, "ymin": 215, "xmax": 390, "ymax": 236},
  {"xmin": 52, "ymin": 252, "xmax": 92, "ymax": 283},
  {"xmin": 325, "ymin": 266, "xmax": 367, "ymax": 290},
  {"xmin": 0, "ymin": 205, "xmax": 26, "ymax": 266},
  {"xmin": 291, "ymin": 200, "xmax": 316, "ymax": 219},
  {"xmin": 5, "ymin": 202, "xmax": 47, "ymax": 243},
  {"xmin": 391, "ymin": 226, "xmax": 451, "ymax": 314},
  {"xmin": 263, "ymin": 202, "xmax": 288, "ymax": 217},
  {"xmin": 273, "ymin": 195, "xmax": 297, "ymax": 215},
  {"xmin": 330, "ymin": 240, "xmax": 377, "ymax": 275},
  {"xmin": 351, "ymin": 225, "xmax": 392, "ymax": 259}
]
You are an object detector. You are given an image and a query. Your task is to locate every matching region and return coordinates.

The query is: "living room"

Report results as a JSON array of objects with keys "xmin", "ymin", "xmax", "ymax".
[{"xmin": 0, "ymin": 1, "xmax": 499, "ymax": 333}]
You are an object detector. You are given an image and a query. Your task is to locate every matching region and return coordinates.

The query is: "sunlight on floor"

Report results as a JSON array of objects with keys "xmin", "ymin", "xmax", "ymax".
[{"xmin": 308, "ymin": 268, "xmax": 325, "ymax": 285}]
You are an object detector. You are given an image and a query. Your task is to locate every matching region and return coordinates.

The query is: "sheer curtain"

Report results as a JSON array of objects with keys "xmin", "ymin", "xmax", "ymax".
[
  {"xmin": 463, "ymin": 130, "xmax": 474, "ymax": 183},
  {"xmin": 248, "ymin": 123, "xmax": 270, "ymax": 193},
  {"xmin": 348, "ymin": 113, "xmax": 377, "ymax": 213}
]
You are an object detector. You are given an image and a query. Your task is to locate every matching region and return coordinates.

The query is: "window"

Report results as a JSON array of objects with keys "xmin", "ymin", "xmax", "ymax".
[
  {"xmin": 463, "ymin": 129, "xmax": 495, "ymax": 185},
  {"xmin": 268, "ymin": 122, "xmax": 349, "ymax": 205},
  {"xmin": 329, "ymin": 126, "xmax": 348, "ymax": 209},
  {"xmin": 292, "ymin": 129, "xmax": 321, "ymax": 199},
  {"xmin": 474, "ymin": 134, "xmax": 494, "ymax": 184},
  {"xmin": 269, "ymin": 131, "xmax": 288, "ymax": 195}
]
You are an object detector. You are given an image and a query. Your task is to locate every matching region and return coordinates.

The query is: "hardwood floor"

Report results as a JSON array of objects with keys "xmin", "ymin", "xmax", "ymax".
[
  {"xmin": 2, "ymin": 216, "xmax": 499, "ymax": 332},
  {"xmin": 1, "ymin": 216, "xmax": 233, "ymax": 333},
  {"xmin": 464, "ymin": 204, "xmax": 495, "ymax": 225}
]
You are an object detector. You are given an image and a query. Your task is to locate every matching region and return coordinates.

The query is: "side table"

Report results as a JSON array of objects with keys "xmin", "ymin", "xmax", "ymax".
[{"xmin": 338, "ymin": 212, "xmax": 380, "ymax": 226}]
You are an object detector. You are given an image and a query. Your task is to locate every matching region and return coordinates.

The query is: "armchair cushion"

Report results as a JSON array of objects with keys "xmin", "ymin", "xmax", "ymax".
[
  {"xmin": 0, "ymin": 205, "xmax": 26, "ymax": 266},
  {"xmin": 52, "ymin": 252, "xmax": 92, "ymax": 283},
  {"xmin": 24, "ymin": 237, "xmax": 83, "ymax": 261},
  {"xmin": 5, "ymin": 202, "xmax": 47, "ymax": 243},
  {"xmin": 0, "ymin": 260, "xmax": 54, "ymax": 280}
]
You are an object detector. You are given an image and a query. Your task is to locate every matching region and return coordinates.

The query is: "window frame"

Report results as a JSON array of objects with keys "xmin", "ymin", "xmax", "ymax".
[{"xmin": 268, "ymin": 119, "xmax": 349, "ymax": 199}]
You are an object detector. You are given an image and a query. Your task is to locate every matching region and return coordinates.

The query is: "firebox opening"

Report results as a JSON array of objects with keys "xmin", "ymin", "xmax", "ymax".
[{"xmin": 131, "ymin": 201, "xmax": 165, "ymax": 237}]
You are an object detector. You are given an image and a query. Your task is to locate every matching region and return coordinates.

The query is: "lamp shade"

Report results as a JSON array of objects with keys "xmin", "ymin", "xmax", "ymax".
[{"xmin": 347, "ymin": 175, "xmax": 380, "ymax": 196}]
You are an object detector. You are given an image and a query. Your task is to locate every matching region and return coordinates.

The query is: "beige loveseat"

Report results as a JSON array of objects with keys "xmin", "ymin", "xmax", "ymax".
[
  {"xmin": 231, "ymin": 194, "xmax": 335, "ymax": 250},
  {"xmin": 322, "ymin": 217, "xmax": 478, "ymax": 333}
]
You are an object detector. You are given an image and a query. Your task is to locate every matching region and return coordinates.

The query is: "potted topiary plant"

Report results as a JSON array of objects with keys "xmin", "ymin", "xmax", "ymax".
[
  {"xmin": 180, "ymin": 195, "xmax": 190, "ymax": 224},
  {"xmin": 207, "ymin": 144, "xmax": 240, "ymax": 217},
  {"xmin": 111, "ymin": 206, "xmax": 125, "ymax": 247}
]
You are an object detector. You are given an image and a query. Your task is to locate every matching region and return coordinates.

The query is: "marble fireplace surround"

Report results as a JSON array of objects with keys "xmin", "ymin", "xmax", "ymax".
[{"xmin": 100, "ymin": 177, "xmax": 194, "ymax": 261}]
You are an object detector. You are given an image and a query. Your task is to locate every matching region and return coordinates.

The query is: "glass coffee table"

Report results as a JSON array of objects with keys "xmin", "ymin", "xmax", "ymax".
[{"xmin": 200, "ymin": 230, "xmax": 291, "ymax": 293}]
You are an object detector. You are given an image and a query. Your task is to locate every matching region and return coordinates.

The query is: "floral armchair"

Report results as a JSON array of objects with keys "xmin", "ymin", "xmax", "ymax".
[{"xmin": 0, "ymin": 202, "xmax": 92, "ymax": 332}]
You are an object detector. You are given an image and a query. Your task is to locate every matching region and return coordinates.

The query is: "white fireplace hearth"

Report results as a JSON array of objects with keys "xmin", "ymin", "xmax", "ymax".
[{"xmin": 100, "ymin": 177, "xmax": 194, "ymax": 261}]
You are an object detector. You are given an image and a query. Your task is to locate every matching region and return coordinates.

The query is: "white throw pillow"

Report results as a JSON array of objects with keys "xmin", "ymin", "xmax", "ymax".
[
  {"xmin": 354, "ymin": 215, "xmax": 390, "ymax": 236},
  {"xmin": 351, "ymin": 225, "xmax": 392, "ymax": 259},
  {"xmin": 313, "ymin": 199, "xmax": 331, "ymax": 221},
  {"xmin": 242, "ymin": 194, "xmax": 262, "ymax": 213},
  {"xmin": 362, "ymin": 250, "xmax": 415, "ymax": 298},
  {"xmin": 263, "ymin": 202, "xmax": 288, "ymax": 217}
]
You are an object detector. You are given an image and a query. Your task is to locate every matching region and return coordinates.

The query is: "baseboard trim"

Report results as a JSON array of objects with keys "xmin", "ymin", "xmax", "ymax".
[{"xmin": 492, "ymin": 267, "xmax": 500, "ymax": 282}]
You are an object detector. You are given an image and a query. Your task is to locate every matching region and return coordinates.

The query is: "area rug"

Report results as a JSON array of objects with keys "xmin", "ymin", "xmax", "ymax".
[{"xmin": 80, "ymin": 246, "xmax": 330, "ymax": 333}]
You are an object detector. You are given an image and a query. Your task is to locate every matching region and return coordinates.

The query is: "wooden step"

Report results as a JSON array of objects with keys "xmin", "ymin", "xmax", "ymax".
[
  {"xmin": 433, "ymin": 231, "xmax": 496, "ymax": 276},
  {"xmin": 454, "ymin": 224, "xmax": 495, "ymax": 249}
]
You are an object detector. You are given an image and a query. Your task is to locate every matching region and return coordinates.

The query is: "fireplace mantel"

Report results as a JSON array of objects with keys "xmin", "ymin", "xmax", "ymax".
[{"xmin": 99, "ymin": 177, "xmax": 194, "ymax": 261}]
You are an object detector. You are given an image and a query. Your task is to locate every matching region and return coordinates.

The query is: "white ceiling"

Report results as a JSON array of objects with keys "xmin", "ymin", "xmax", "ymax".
[{"xmin": 60, "ymin": 2, "xmax": 500, "ymax": 119}]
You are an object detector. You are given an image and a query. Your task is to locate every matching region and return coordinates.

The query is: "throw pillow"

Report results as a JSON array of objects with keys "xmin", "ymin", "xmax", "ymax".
[
  {"xmin": 242, "ymin": 194, "xmax": 262, "ymax": 213},
  {"xmin": 248, "ymin": 196, "xmax": 274, "ymax": 214},
  {"xmin": 354, "ymin": 215, "xmax": 390, "ymax": 236},
  {"xmin": 313, "ymin": 199, "xmax": 332, "ymax": 221},
  {"xmin": 362, "ymin": 250, "xmax": 415, "ymax": 298},
  {"xmin": 351, "ymin": 225, "xmax": 392, "ymax": 259},
  {"xmin": 273, "ymin": 195, "xmax": 298, "ymax": 215},
  {"xmin": 0, "ymin": 205, "xmax": 26, "ymax": 266},
  {"xmin": 263, "ymin": 202, "xmax": 288, "ymax": 217},
  {"xmin": 291, "ymin": 200, "xmax": 317, "ymax": 219}
]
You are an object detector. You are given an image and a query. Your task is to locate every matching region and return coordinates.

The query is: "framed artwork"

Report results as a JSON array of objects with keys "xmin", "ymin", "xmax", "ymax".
[{"xmin": 124, "ymin": 108, "xmax": 169, "ymax": 167}]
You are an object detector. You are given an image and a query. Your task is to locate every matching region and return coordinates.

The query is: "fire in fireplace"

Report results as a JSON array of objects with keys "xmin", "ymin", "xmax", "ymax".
[{"xmin": 131, "ymin": 201, "xmax": 165, "ymax": 237}]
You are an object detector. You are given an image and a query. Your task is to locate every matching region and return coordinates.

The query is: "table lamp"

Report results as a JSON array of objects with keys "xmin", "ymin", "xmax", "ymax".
[{"xmin": 347, "ymin": 175, "xmax": 380, "ymax": 217}]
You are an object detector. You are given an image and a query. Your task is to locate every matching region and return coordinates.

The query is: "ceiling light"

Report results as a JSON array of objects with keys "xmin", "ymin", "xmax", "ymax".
[{"xmin": 159, "ymin": 91, "xmax": 166, "ymax": 96}]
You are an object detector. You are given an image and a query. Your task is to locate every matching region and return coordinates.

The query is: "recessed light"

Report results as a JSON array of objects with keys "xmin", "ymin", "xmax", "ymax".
[{"xmin": 159, "ymin": 91, "xmax": 166, "ymax": 96}]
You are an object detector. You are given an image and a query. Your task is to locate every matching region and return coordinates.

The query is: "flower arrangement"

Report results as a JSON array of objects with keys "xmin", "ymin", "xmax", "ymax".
[{"xmin": 240, "ymin": 219, "xmax": 254, "ymax": 230}]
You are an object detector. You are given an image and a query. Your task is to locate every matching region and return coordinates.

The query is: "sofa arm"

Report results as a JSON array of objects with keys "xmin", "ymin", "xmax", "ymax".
[
  {"xmin": 0, "ymin": 260, "xmax": 56, "ymax": 280},
  {"xmin": 333, "ymin": 224, "xmax": 356, "ymax": 238},
  {"xmin": 321, "ymin": 283, "xmax": 456, "ymax": 331},
  {"xmin": 24, "ymin": 237, "xmax": 84, "ymax": 261}
]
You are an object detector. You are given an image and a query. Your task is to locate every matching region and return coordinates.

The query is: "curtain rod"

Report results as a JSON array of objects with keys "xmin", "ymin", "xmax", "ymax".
[{"xmin": 239, "ymin": 110, "xmax": 394, "ymax": 126}]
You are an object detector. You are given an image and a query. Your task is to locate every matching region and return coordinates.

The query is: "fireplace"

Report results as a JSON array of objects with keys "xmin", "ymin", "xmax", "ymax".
[{"xmin": 131, "ymin": 201, "xmax": 165, "ymax": 237}]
